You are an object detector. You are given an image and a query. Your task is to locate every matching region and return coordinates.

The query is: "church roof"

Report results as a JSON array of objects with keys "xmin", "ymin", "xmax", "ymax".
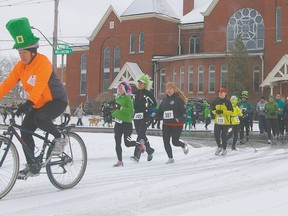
[
  {"xmin": 181, "ymin": 0, "xmax": 214, "ymax": 24},
  {"xmin": 121, "ymin": 0, "xmax": 179, "ymax": 20}
]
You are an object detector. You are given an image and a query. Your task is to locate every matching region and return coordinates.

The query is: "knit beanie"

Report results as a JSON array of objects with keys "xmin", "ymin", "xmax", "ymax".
[{"xmin": 117, "ymin": 81, "xmax": 132, "ymax": 94}]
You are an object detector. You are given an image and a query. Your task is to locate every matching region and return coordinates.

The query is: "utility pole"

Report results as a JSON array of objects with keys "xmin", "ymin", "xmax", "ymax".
[{"xmin": 52, "ymin": 0, "xmax": 59, "ymax": 73}]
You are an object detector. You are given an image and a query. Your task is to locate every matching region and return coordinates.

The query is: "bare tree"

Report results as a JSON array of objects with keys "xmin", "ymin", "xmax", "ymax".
[
  {"xmin": 0, "ymin": 55, "xmax": 27, "ymax": 102},
  {"xmin": 225, "ymin": 35, "xmax": 253, "ymax": 95}
]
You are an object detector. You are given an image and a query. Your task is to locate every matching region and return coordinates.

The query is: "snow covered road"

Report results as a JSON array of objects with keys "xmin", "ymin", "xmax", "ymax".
[{"xmin": 2, "ymin": 133, "xmax": 288, "ymax": 216}]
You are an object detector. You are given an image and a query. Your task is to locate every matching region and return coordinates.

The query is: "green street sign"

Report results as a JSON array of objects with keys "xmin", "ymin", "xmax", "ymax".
[
  {"xmin": 54, "ymin": 48, "xmax": 73, "ymax": 55},
  {"xmin": 57, "ymin": 43, "xmax": 70, "ymax": 50}
]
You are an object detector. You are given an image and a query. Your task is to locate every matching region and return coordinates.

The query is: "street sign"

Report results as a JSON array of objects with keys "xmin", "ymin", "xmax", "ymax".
[
  {"xmin": 57, "ymin": 43, "xmax": 70, "ymax": 50},
  {"xmin": 54, "ymin": 48, "xmax": 73, "ymax": 55}
]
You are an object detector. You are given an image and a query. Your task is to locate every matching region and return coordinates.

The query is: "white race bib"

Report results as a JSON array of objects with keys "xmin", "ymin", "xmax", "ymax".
[
  {"xmin": 27, "ymin": 75, "xmax": 36, "ymax": 86},
  {"xmin": 163, "ymin": 110, "xmax": 174, "ymax": 119},
  {"xmin": 216, "ymin": 117, "xmax": 225, "ymax": 124},
  {"xmin": 134, "ymin": 112, "xmax": 144, "ymax": 120},
  {"xmin": 114, "ymin": 118, "xmax": 122, "ymax": 123},
  {"xmin": 234, "ymin": 116, "xmax": 240, "ymax": 123}
]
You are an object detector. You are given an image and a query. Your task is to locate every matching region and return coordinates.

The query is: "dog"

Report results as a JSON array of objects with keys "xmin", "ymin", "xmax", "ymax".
[{"xmin": 88, "ymin": 116, "xmax": 101, "ymax": 126}]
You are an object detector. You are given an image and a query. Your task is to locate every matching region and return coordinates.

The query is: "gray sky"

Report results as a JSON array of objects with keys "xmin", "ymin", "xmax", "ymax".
[{"xmin": 0, "ymin": 0, "xmax": 133, "ymax": 62}]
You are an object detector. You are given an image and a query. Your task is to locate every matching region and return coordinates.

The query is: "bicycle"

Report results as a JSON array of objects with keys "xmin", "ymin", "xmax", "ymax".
[{"xmin": 0, "ymin": 106, "xmax": 87, "ymax": 199}]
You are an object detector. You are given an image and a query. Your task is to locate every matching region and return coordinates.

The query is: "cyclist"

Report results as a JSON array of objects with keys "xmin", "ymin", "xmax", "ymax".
[{"xmin": 1, "ymin": 17, "xmax": 68, "ymax": 179}]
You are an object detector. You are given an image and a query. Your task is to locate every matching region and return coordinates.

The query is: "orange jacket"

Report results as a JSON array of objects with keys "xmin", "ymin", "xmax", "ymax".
[{"xmin": 0, "ymin": 54, "xmax": 67, "ymax": 108}]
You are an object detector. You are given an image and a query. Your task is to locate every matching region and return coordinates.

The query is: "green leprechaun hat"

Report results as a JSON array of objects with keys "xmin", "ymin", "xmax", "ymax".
[
  {"xmin": 6, "ymin": 17, "xmax": 39, "ymax": 49},
  {"xmin": 137, "ymin": 74, "xmax": 153, "ymax": 90}
]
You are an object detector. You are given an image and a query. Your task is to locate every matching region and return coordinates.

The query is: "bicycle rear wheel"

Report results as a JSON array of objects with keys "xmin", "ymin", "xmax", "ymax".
[
  {"xmin": 46, "ymin": 132, "xmax": 87, "ymax": 189},
  {"xmin": 0, "ymin": 136, "xmax": 19, "ymax": 199}
]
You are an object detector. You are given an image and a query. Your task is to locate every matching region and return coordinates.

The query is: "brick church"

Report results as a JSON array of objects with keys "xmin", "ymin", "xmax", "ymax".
[{"xmin": 65, "ymin": 0, "xmax": 288, "ymax": 110}]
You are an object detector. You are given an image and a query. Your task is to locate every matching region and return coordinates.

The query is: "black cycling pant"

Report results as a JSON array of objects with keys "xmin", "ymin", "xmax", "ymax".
[{"xmin": 21, "ymin": 100, "xmax": 67, "ymax": 164}]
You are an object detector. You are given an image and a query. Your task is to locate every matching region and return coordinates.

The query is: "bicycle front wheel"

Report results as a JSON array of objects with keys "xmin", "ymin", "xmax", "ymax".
[
  {"xmin": 46, "ymin": 132, "xmax": 87, "ymax": 189},
  {"xmin": 0, "ymin": 136, "xmax": 19, "ymax": 199}
]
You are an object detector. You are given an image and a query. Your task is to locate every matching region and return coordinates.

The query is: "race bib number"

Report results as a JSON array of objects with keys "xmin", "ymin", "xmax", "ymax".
[
  {"xmin": 114, "ymin": 118, "xmax": 122, "ymax": 124},
  {"xmin": 27, "ymin": 75, "xmax": 36, "ymax": 86},
  {"xmin": 163, "ymin": 110, "xmax": 174, "ymax": 119},
  {"xmin": 234, "ymin": 116, "xmax": 240, "ymax": 123},
  {"xmin": 216, "ymin": 117, "xmax": 225, "ymax": 124},
  {"xmin": 134, "ymin": 112, "xmax": 144, "ymax": 120}
]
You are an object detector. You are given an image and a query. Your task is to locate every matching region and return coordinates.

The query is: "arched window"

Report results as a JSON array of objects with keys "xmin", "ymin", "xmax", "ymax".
[
  {"xmin": 129, "ymin": 33, "xmax": 135, "ymax": 53},
  {"xmin": 113, "ymin": 46, "xmax": 120, "ymax": 78},
  {"xmin": 139, "ymin": 32, "xmax": 144, "ymax": 52},
  {"xmin": 227, "ymin": 8, "xmax": 264, "ymax": 51},
  {"xmin": 103, "ymin": 47, "xmax": 110, "ymax": 91},
  {"xmin": 80, "ymin": 54, "xmax": 87, "ymax": 95},
  {"xmin": 189, "ymin": 36, "xmax": 200, "ymax": 54}
]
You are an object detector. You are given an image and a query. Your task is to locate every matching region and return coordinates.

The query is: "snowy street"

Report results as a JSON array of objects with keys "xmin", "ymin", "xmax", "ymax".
[{"xmin": 2, "ymin": 130, "xmax": 288, "ymax": 216}]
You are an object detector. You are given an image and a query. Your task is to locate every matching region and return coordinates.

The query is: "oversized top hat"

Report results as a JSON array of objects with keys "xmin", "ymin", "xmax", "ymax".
[{"xmin": 6, "ymin": 17, "xmax": 39, "ymax": 49}]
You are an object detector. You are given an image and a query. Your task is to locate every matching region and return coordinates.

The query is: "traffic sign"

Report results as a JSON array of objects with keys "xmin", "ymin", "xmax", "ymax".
[
  {"xmin": 57, "ymin": 43, "xmax": 70, "ymax": 50},
  {"xmin": 54, "ymin": 48, "xmax": 73, "ymax": 55}
]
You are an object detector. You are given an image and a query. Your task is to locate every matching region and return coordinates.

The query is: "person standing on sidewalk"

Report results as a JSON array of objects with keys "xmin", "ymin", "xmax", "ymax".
[
  {"xmin": 274, "ymin": 93, "xmax": 285, "ymax": 139},
  {"xmin": 131, "ymin": 74, "xmax": 157, "ymax": 162},
  {"xmin": 112, "ymin": 81, "xmax": 144, "ymax": 167},
  {"xmin": 74, "ymin": 103, "xmax": 86, "ymax": 126},
  {"xmin": 154, "ymin": 82, "xmax": 189, "ymax": 164},
  {"xmin": 256, "ymin": 96, "xmax": 267, "ymax": 135},
  {"xmin": 283, "ymin": 97, "xmax": 288, "ymax": 135},
  {"xmin": 264, "ymin": 95, "xmax": 279, "ymax": 144},
  {"xmin": 203, "ymin": 101, "xmax": 211, "ymax": 130},
  {"xmin": 211, "ymin": 88, "xmax": 233, "ymax": 155}
]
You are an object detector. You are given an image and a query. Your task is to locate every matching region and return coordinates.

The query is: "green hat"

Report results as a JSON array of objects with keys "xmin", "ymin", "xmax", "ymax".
[
  {"xmin": 6, "ymin": 17, "xmax": 39, "ymax": 49},
  {"xmin": 137, "ymin": 74, "xmax": 152, "ymax": 90},
  {"xmin": 241, "ymin": 90, "xmax": 248, "ymax": 97},
  {"xmin": 269, "ymin": 95, "xmax": 274, "ymax": 99}
]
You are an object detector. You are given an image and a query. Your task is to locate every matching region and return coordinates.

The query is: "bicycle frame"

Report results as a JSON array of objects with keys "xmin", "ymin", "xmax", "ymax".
[{"xmin": 0, "ymin": 116, "xmax": 53, "ymax": 168}]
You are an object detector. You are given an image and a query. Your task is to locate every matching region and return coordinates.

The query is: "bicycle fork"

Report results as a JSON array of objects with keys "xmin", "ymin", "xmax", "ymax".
[{"xmin": 0, "ymin": 136, "xmax": 10, "ymax": 167}]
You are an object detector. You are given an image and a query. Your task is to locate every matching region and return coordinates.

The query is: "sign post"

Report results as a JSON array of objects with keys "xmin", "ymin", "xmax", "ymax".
[{"xmin": 54, "ymin": 43, "xmax": 72, "ymax": 124}]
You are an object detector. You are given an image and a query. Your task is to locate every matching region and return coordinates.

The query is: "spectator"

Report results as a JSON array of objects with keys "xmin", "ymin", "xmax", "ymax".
[
  {"xmin": 74, "ymin": 103, "xmax": 86, "ymax": 126},
  {"xmin": 191, "ymin": 104, "xmax": 198, "ymax": 129},
  {"xmin": 283, "ymin": 97, "xmax": 288, "ymax": 134},
  {"xmin": 63, "ymin": 102, "xmax": 71, "ymax": 126},
  {"xmin": 184, "ymin": 105, "xmax": 192, "ymax": 131},
  {"xmin": 203, "ymin": 101, "xmax": 211, "ymax": 130},
  {"xmin": 264, "ymin": 95, "xmax": 279, "ymax": 144},
  {"xmin": 256, "ymin": 96, "xmax": 267, "ymax": 135},
  {"xmin": 274, "ymin": 93, "xmax": 285, "ymax": 139}
]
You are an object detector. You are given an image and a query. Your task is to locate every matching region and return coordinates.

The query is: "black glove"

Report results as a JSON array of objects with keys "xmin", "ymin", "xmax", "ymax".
[
  {"xmin": 16, "ymin": 100, "xmax": 34, "ymax": 116},
  {"xmin": 216, "ymin": 110, "xmax": 223, "ymax": 114}
]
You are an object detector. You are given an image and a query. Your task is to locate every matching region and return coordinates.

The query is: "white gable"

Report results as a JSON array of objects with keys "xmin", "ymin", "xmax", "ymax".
[
  {"xmin": 260, "ymin": 54, "xmax": 288, "ymax": 87},
  {"xmin": 109, "ymin": 62, "xmax": 144, "ymax": 89},
  {"xmin": 88, "ymin": 5, "xmax": 122, "ymax": 41}
]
